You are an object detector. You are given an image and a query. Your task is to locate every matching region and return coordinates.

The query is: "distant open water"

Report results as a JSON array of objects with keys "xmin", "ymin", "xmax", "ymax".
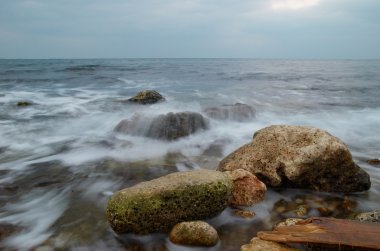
[{"xmin": 0, "ymin": 59, "xmax": 380, "ymax": 251}]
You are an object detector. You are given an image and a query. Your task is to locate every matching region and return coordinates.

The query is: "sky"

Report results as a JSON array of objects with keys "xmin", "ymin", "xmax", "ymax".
[{"xmin": 0, "ymin": 0, "xmax": 379, "ymax": 59}]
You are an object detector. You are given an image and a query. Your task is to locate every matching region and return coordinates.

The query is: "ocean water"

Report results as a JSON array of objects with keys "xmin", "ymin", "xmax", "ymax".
[{"xmin": 0, "ymin": 58, "xmax": 379, "ymax": 251}]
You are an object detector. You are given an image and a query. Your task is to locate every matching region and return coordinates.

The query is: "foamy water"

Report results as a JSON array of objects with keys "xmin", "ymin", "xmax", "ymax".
[{"xmin": 0, "ymin": 59, "xmax": 380, "ymax": 250}]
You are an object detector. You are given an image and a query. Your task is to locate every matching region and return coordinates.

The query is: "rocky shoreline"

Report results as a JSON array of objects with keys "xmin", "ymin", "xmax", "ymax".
[{"xmin": 105, "ymin": 90, "xmax": 378, "ymax": 250}]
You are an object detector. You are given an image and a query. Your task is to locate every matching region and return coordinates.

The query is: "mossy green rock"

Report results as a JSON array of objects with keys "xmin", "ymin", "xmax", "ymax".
[{"xmin": 106, "ymin": 169, "xmax": 232, "ymax": 234}]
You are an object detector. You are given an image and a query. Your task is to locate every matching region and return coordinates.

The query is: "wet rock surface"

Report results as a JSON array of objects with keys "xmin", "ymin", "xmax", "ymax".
[
  {"xmin": 271, "ymin": 193, "xmax": 358, "ymax": 220},
  {"xmin": 233, "ymin": 209, "xmax": 256, "ymax": 219},
  {"xmin": 169, "ymin": 221, "xmax": 219, "ymax": 247},
  {"xmin": 218, "ymin": 125, "xmax": 371, "ymax": 193},
  {"xmin": 128, "ymin": 90, "xmax": 164, "ymax": 104},
  {"xmin": 241, "ymin": 237, "xmax": 300, "ymax": 251},
  {"xmin": 226, "ymin": 169, "xmax": 266, "ymax": 206},
  {"xmin": 355, "ymin": 209, "xmax": 380, "ymax": 223},
  {"xmin": 115, "ymin": 112, "xmax": 209, "ymax": 140},
  {"xmin": 366, "ymin": 158, "xmax": 380, "ymax": 166},
  {"xmin": 203, "ymin": 103, "xmax": 256, "ymax": 122},
  {"xmin": 106, "ymin": 169, "xmax": 232, "ymax": 234}
]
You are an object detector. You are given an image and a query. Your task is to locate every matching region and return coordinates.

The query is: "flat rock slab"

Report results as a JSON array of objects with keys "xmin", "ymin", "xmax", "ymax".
[{"xmin": 258, "ymin": 217, "xmax": 380, "ymax": 250}]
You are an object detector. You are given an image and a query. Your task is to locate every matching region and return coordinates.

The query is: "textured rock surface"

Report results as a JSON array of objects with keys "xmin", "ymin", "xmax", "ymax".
[
  {"xmin": 218, "ymin": 125, "xmax": 370, "ymax": 193},
  {"xmin": 356, "ymin": 209, "xmax": 380, "ymax": 223},
  {"xmin": 128, "ymin": 90, "xmax": 164, "ymax": 104},
  {"xmin": 115, "ymin": 112, "xmax": 209, "ymax": 140},
  {"xmin": 226, "ymin": 169, "xmax": 266, "ymax": 206},
  {"xmin": 169, "ymin": 221, "xmax": 219, "ymax": 247},
  {"xmin": 106, "ymin": 169, "xmax": 232, "ymax": 234},
  {"xmin": 203, "ymin": 103, "xmax": 256, "ymax": 122},
  {"xmin": 241, "ymin": 237, "xmax": 299, "ymax": 251}
]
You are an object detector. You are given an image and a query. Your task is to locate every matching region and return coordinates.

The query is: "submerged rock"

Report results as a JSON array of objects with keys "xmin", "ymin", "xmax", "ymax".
[
  {"xmin": 203, "ymin": 103, "xmax": 256, "ymax": 122},
  {"xmin": 106, "ymin": 169, "xmax": 232, "ymax": 234},
  {"xmin": 233, "ymin": 209, "xmax": 256, "ymax": 219},
  {"xmin": 226, "ymin": 169, "xmax": 266, "ymax": 206},
  {"xmin": 355, "ymin": 209, "xmax": 380, "ymax": 223},
  {"xmin": 366, "ymin": 158, "xmax": 380, "ymax": 166},
  {"xmin": 169, "ymin": 221, "xmax": 219, "ymax": 247},
  {"xmin": 218, "ymin": 125, "xmax": 370, "ymax": 193},
  {"xmin": 115, "ymin": 112, "xmax": 209, "ymax": 140},
  {"xmin": 17, "ymin": 101, "xmax": 32, "ymax": 107},
  {"xmin": 241, "ymin": 237, "xmax": 299, "ymax": 251},
  {"xmin": 128, "ymin": 90, "xmax": 164, "ymax": 104}
]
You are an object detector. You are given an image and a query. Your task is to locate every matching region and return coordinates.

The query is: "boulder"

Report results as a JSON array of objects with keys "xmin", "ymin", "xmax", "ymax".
[
  {"xmin": 203, "ymin": 103, "xmax": 255, "ymax": 122},
  {"xmin": 128, "ymin": 90, "xmax": 164, "ymax": 104},
  {"xmin": 356, "ymin": 209, "xmax": 380, "ymax": 223},
  {"xmin": 225, "ymin": 169, "xmax": 266, "ymax": 206},
  {"xmin": 169, "ymin": 221, "xmax": 219, "ymax": 247},
  {"xmin": 106, "ymin": 169, "xmax": 232, "ymax": 234},
  {"xmin": 218, "ymin": 125, "xmax": 370, "ymax": 193},
  {"xmin": 115, "ymin": 112, "xmax": 209, "ymax": 140},
  {"xmin": 241, "ymin": 237, "xmax": 299, "ymax": 251}
]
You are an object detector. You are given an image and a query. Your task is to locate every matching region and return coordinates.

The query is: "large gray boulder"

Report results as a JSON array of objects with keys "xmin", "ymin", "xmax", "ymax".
[
  {"xmin": 218, "ymin": 125, "xmax": 370, "ymax": 193},
  {"xmin": 115, "ymin": 112, "xmax": 209, "ymax": 140},
  {"xmin": 106, "ymin": 169, "xmax": 232, "ymax": 234}
]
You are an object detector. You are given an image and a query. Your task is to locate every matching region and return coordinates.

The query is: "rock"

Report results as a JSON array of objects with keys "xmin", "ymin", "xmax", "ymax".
[
  {"xmin": 169, "ymin": 221, "xmax": 219, "ymax": 247},
  {"xmin": 218, "ymin": 125, "xmax": 371, "ymax": 193},
  {"xmin": 272, "ymin": 195, "xmax": 358, "ymax": 219},
  {"xmin": 355, "ymin": 209, "xmax": 380, "ymax": 223},
  {"xmin": 115, "ymin": 112, "xmax": 209, "ymax": 140},
  {"xmin": 17, "ymin": 101, "xmax": 32, "ymax": 107},
  {"xmin": 233, "ymin": 209, "xmax": 256, "ymax": 219},
  {"xmin": 241, "ymin": 237, "xmax": 300, "ymax": 251},
  {"xmin": 106, "ymin": 169, "xmax": 232, "ymax": 234},
  {"xmin": 258, "ymin": 217, "xmax": 380, "ymax": 250},
  {"xmin": 366, "ymin": 158, "xmax": 380, "ymax": 166},
  {"xmin": 273, "ymin": 218, "xmax": 304, "ymax": 229},
  {"xmin": 225, "ymin": 169, "xmax": 266, "ymax": 206},
  {"xmin": 203, "ymin": 103, "xmax": 255, "ymax": 122},
  {"xmin": 128, "ymin": 90, "xmax": 164, "ymax": 104}
]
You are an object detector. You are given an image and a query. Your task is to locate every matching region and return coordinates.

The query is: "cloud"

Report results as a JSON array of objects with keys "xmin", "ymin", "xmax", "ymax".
[
  {"xmin": 271, "ymin": 0, "xmax": 320, "ymax": 11},
  {"xmin": 0, "ymin": 0, "xmax": 379, "ymax": 58}
]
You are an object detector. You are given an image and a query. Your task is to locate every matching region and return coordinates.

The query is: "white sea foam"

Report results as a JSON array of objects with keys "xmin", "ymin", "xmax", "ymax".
[{"xmin": 0, "ymin": 189, "xmax": 69, "ymax": 250}]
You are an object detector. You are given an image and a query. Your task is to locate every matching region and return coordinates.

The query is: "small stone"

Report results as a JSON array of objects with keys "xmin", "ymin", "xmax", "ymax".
[
  {"xmin": 241, "ymin": 237, "xmax": 300, "ymax": 251},
  {"xmin": 355, "ymin": 209, "xmax": 380, "ymax": 223},
  {"xmin": 169, "ymin": 221, "xmax": 219, "ymax": 247},
  {"xmin": 295, "ymin": 205, "xmax": 308, "ymax": 216},
  {"xmin": 273, "ymin": 218, "xmax": 304, "ymax": 229},
  {"xmin": 225, "ymin": 169, "xmax": 266, "ymax": 206},
  {"xmin": 366, "ymin": 159, "xmax": 380, "ymax": 166},
  {"xmin": 233, "ymin": 209, "xmax": 256, "ymax": 219},
  {"xmin": 128, "ymin": 90, "xmax": 164, "ymax": 104},
  {"xmin": 17, "ymin": 101, "xmax": 32, "ymax": 107}
]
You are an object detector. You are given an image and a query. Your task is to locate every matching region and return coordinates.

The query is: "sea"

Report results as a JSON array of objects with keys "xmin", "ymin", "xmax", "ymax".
[{"xmin": 0, "ymin": 58, "xmax": 379, "ymax": 251}]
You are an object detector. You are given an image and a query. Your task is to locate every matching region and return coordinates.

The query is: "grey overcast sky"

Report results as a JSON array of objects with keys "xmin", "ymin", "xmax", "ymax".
[{"xmin": 0, "ymin": 0, "xmax": 379, "ymax": 59}]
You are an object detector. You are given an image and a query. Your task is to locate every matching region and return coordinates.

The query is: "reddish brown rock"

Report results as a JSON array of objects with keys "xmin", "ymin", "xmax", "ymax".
[{"xmin": 226, "ymin": 169, "xmax": 266, "ymax": 206}]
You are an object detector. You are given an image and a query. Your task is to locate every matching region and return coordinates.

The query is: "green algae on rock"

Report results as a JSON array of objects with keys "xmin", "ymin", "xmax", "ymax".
[{"xmin": 106, "ymin": 169, "xmax": 232, "ymax": 234}]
